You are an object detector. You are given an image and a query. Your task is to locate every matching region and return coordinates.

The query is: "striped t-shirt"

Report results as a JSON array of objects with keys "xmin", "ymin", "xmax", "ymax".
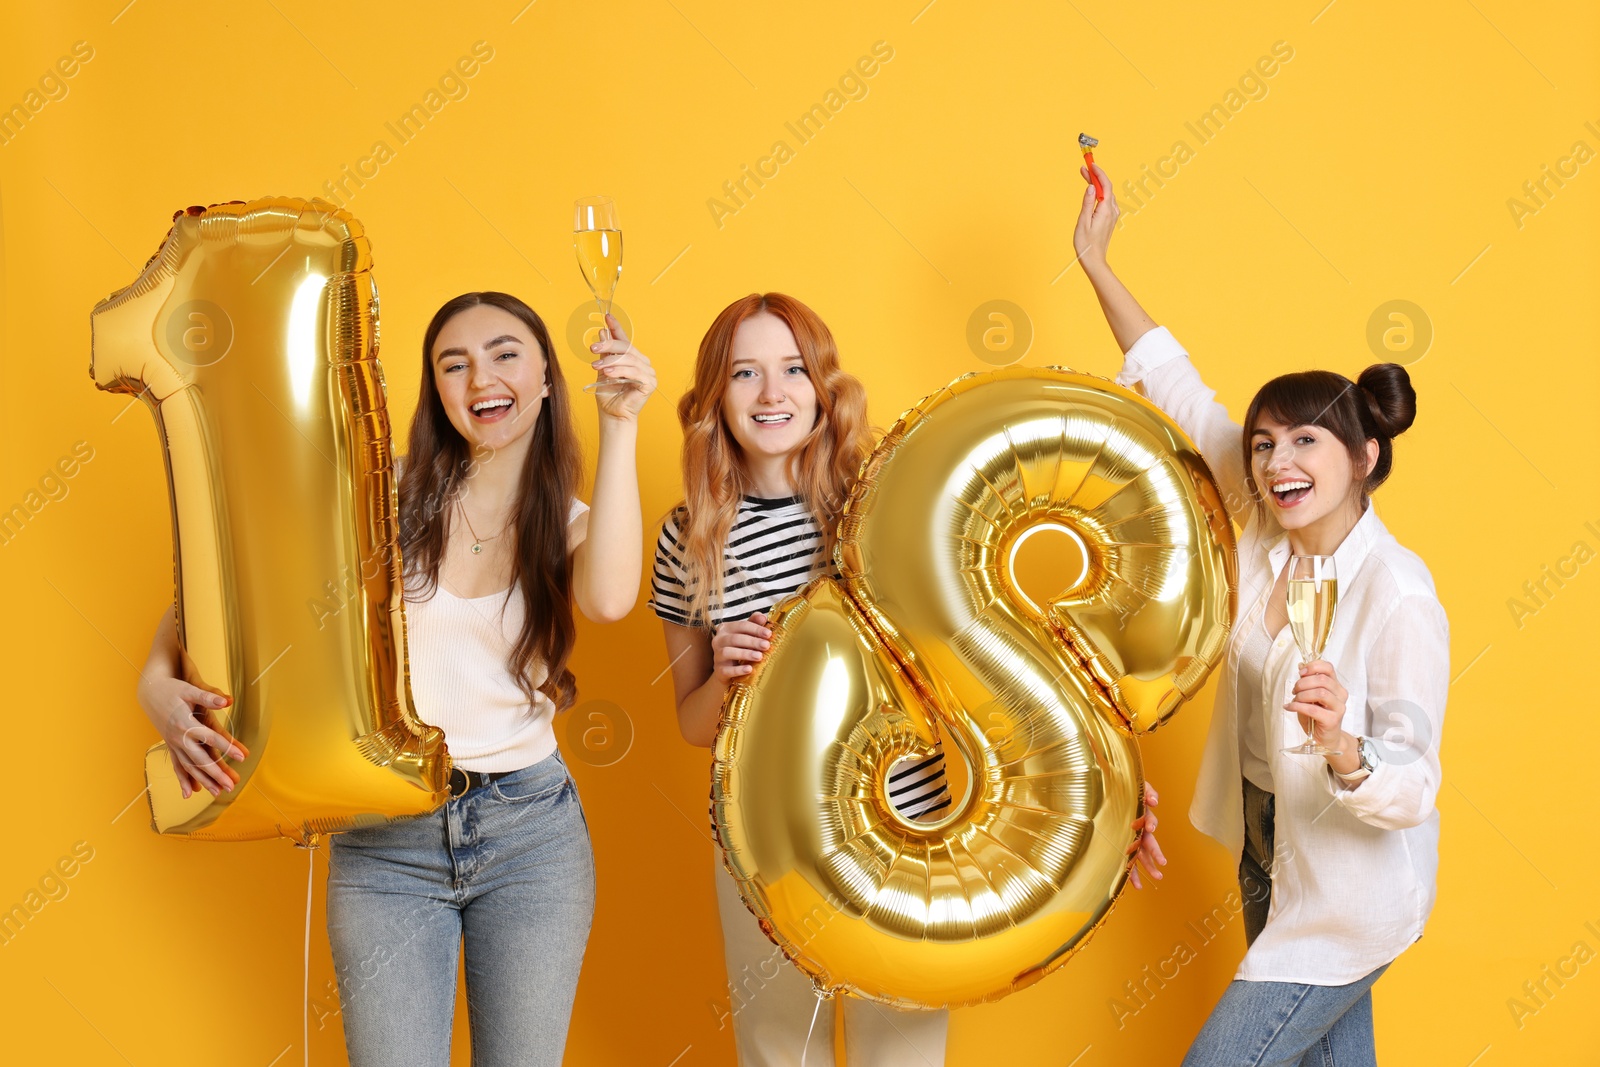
[{"xmin": 651, "ymin": 494, "xmax": 952, "ymax": 821}]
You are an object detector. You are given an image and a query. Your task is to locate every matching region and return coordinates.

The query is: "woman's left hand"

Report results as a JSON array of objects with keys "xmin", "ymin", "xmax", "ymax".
[
  {"xmin": 590, "ymin": 312, "xmax": 656, "ymax": 421},
  {"xmin": 1285, "ymin": 659, "xmax": 1349, "ymax": 753}
]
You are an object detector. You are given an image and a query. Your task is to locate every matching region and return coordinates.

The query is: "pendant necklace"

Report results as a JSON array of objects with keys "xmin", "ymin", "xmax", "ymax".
[{"xmin": 456, "ymin": 497, "xmax": 509, "ymax": 556}]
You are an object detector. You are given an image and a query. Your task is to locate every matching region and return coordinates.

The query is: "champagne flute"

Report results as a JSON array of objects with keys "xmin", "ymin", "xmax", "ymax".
[
  {"xmin": 1282, "ymin": 554, "xmax": 1343, "ymax": 756},
  {"xmin": 573, "ymin": 195, "xmax": 638, "ymax": 393}
]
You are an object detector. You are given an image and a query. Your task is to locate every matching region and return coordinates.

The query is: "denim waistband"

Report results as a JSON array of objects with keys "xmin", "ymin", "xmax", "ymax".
[{"xmin": 479, "ymin": 748, "xmax": 566, "ymax": 786}]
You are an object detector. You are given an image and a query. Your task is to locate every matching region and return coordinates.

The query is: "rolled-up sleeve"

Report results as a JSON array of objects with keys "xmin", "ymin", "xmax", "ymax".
[
  {"xmin": 1115, "ymin": 326, "xmax": 1254, "ymax": 526},
  {"xmin": 649, "ymin": 511, "xmax": 696, "ymax": 627},
  {"xmin": 1325, "ymin": 593, "xmax": 1450, "ymax": 829}
]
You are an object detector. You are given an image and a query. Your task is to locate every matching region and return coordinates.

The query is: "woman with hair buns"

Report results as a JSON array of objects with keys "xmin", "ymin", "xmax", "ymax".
[{"xmin": 1073, "ymin": 163, "xmax": 1450, "ymax": 1066}]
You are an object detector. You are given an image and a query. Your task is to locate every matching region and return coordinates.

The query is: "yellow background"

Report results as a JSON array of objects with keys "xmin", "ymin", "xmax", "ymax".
[{"xmin": 2, "ymin": 1, "xmax": 1596, "ymax": 1063}]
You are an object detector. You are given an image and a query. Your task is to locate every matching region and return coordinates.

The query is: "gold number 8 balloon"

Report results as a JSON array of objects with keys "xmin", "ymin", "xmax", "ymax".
[
  {"xmin": 714, "ymin": 367, "xmax": 1237, "ymax": 1008},
  {"xmin": 90, "ymin": 198, "xmax": 449, "ymax": 842}
]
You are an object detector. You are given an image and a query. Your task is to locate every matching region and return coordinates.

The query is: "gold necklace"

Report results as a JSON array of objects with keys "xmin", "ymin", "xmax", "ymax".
[{"xmin": 455, "ymin": 497, "xmax": 509, "ymax": 556}]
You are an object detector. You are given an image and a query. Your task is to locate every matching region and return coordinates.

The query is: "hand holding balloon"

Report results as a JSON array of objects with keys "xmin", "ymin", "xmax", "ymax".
[
  {"xmin": 710, "ymin": 612, "xmax": 772, "ymax": 683},
  {"xmin": 96, "ymin": 197, "xmax": 449, "ymax": 841},
  {"xmin": 135, "ymin": 609, "xmax": 247, "ymax": 800},
  {"xmin": 1127, "ymin": 781, "xmax": 1168, "ymax": 890}
]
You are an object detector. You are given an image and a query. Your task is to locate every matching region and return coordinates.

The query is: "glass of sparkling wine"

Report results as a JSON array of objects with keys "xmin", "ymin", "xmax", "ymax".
[
  {"xmin": 573, "ymin": 195, "xmax": 638, "ymax": 394},
  {"xmin": 1283, "ymin": 554, "xmax": 1342, "ymax": 756}
]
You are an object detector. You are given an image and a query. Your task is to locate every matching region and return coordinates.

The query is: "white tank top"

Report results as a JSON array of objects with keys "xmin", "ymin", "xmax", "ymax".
[{"xmin": 399, "ymin": 459, "xmax": 587, "ymax": 772}]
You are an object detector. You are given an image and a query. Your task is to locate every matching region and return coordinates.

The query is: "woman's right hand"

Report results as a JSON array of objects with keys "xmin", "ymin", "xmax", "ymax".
[
  {"xmin": 136, "ymin": 645, "xmax": 247, "ymax": 799},
  {"xmin": 1071, "ymin": 161, "xmax": 1121, "ymax": 273},
  {"xmin": 1127, "ymin": 781, "xmax": 1167, "ymax": 889},
  {"xmin": 1070, "ymin": 160, "xmax": 1157, "ymax": 354},
  {"xmin": 710, "ymin": 611, "xmax": 772, "ymax": 685},
  {"xmin": 589, "ymin": 312, "xmax": 658, "ymax": 422}
]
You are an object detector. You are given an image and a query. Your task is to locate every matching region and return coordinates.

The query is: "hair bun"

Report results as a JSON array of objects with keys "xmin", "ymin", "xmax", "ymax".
[{"xmin": 1357, "ymin": 363, "xmax": 1416, "ymax": 439}]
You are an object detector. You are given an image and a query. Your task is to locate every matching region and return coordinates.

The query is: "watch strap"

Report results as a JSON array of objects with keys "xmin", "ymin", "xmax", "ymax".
[{"xmin": 1336, "ymin": 736, "xmax": 1377, "ymax": 783}]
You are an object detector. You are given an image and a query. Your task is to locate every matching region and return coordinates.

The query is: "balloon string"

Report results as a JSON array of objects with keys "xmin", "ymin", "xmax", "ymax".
[
  {"xmin": 800, "ymin": 992, "xmax": 824, "ymax": 1067},
  {"xmin": 303, "ymin": 838, "xmax": 315, "ymax": 1067}
]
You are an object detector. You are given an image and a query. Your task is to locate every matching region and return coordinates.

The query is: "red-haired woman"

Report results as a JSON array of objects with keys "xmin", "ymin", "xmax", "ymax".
[
  {"xmin": 1074, "ymin": 163, "xmax": 1449, "ymax": 1066},
  {"xmin": 133, "ymin": 293, "xmax": 655, "ymax": 1066},
  {"xmin": 651, "ymin": 293, "xmax": 953, "ymax": 1065}
]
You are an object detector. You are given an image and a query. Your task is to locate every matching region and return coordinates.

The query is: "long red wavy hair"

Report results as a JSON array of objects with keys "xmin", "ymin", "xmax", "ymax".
[{"xmin": 674, "ymin": 293, "xmax": 872, "ymax": 624}]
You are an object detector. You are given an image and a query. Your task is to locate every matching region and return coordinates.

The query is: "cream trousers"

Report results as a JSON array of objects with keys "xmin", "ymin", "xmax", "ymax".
[{"xmin": 711, "ymin": 848, "xmax": 949, "ymax": 1066}]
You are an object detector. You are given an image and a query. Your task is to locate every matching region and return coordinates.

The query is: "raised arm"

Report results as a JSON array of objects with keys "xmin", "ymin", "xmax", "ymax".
[
  {"xmin": 1073, "ymin": 162, "xmax": 1258, "ymax": 525},
  {"xmin": 571, "ymin": 313, "xmax": 657, "ymax": 623},
  {"xmin": 1072, "ymin": 170, "xmax": 1157, "ymax": 352}
]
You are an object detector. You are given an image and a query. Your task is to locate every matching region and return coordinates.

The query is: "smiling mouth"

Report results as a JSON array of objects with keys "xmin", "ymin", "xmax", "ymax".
[
  {"xmin": 471, "ymin": 398, "xmax": 514, "ymax": 423},
  {"xmin": 752, "ymin": 413, "xmax": 792, "ymax": 426},
  {"xmin": 1271, "ymin": 479, "xmax": 1313, "ymax": 507}
]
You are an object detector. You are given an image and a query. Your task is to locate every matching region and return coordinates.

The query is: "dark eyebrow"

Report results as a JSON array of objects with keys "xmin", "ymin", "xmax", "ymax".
[
  {"xmin": 434, "ymin": 335, "xmax": 524, "ymax": 362},
  {"xmin": 1251, "ymin": 423, "xmax": 1314, "ymax": 437}
]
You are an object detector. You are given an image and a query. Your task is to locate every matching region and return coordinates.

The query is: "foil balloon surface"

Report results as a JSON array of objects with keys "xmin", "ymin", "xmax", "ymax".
[
  {"xmin": 91, "ymin": 197, "xmax": 450, "ymax": 842},
  {"xmin": 713, "ymin": 366, "xmax": 1237, "ymax": 1008}
]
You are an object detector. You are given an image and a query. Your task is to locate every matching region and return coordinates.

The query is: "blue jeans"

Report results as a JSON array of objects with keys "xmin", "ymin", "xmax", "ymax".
[
  {"xmin": 1182, "ymin": 778, "xmax": 1388, "ymax": 1067},
  {"xmin": 326, "ymin": 750, "xmax": 596, "ymax": 1067}
]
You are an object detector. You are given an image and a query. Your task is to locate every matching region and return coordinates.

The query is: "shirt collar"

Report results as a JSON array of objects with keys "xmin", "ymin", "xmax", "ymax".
[{"xmin": 1265, "ymin": 499, "xmax": 1385, "ymax": 581}]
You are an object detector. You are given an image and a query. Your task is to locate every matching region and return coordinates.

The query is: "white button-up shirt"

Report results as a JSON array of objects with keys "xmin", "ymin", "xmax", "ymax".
[{"xmin": 1117, "ymin": 326, "xmax": 1451, "ymax": 985}]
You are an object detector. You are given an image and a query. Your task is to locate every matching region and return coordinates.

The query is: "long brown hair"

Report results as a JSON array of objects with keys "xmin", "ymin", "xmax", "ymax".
[
  {"xmin": 674, "ymin": 293, "xmax": 872, "ymax": 624},
  {"xmin": 398, "ymin": 291, "xmax": 583, "ymax": 711},
  {"xmin": 1240, "ymin": 362, "xmax": 1417, "ymax": 521}
]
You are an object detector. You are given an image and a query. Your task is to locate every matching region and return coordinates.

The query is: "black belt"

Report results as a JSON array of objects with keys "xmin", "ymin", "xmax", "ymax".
[{"xmin": 448, "ymin": 766, "xmax": 516, "ymax": 798}]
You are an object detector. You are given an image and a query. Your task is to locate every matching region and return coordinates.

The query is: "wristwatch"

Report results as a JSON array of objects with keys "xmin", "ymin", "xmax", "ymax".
[{"xmin": 1336, "ymin": 736, "xmax": 1380, "ymax": 783}]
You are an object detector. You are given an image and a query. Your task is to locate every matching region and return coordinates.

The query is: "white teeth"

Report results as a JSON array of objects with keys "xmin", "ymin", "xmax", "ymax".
[
  {"xmin": 472, "ymin": 398, "xmax": 512, "ymax": 413},
  {"xmin": 752, "ymin": 413, "xmax": 791, "ymax": 423},
  {"xmin": 1272, "ymin": 480, "xmax": 1312, "ymax": 494}
]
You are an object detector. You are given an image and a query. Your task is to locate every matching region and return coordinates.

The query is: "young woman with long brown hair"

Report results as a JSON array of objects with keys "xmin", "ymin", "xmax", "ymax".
[
  {"xmin": 651, "ymin": 293, "xmax": 954, "ymax": 1065},
  {"xmin": 133, "ymin": 292, "xmax": 655, "ymax": 1066},
  {"xmin": 1073, "ymin": 162, "xmax": 1449, "ymax": 1066}
]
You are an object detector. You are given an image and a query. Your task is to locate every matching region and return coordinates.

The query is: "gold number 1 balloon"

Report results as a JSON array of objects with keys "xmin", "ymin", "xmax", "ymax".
[
  {"xmin": 713, "ymin": 367, "xmax": 1236, "ymax": 1008},
  {"xmin": 90, "ymin": 197, "xmax": 449, "ymax": 842}
]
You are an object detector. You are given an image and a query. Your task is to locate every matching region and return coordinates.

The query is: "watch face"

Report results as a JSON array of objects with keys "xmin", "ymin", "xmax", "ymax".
[{"xmin": 1359, "ymin": 737, "xmax": 1379, "ymax": 770}]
